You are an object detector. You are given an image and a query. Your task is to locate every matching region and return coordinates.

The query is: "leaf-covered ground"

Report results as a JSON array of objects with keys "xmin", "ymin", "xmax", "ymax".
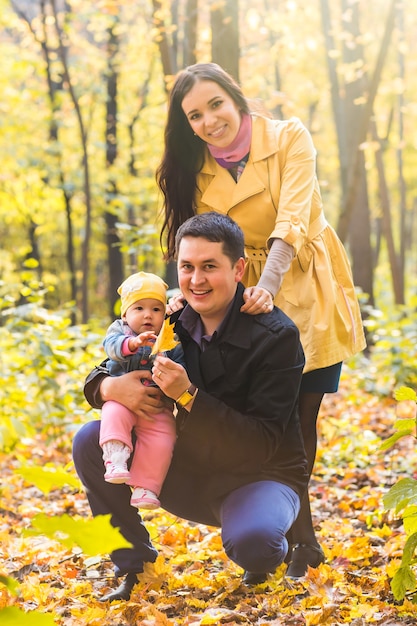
[{"xmin": 1, "ymin": 373, "xmax": 417, "ymax": 625}]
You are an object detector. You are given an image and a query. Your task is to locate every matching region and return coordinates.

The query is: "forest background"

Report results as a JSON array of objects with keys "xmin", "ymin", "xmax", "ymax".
[{"xmin": 1, "ymin": 0, "xmax": 417, "ymax": 624}]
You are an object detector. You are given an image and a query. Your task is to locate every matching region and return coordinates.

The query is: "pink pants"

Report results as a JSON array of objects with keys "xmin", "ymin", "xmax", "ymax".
[{"xmin": 99, "ymin": 400, "xmax": 176, "ymax": 495}]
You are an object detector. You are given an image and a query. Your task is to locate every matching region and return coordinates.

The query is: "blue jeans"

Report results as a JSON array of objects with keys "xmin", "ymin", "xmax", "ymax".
[{"xmin": 72, "ymin": 420, "xmax": 300, "ymax": 576}]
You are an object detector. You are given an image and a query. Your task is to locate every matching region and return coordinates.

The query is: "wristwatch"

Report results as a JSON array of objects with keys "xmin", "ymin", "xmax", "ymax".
[{"xmin": 176, "ymin": 384, "xmax": 197, "ymax": 408}]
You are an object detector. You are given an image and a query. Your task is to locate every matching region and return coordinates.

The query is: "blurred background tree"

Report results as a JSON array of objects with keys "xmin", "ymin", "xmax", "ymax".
[{"xmin": 1, "ymin": 0, "xmax": 416, "ymax": 324}]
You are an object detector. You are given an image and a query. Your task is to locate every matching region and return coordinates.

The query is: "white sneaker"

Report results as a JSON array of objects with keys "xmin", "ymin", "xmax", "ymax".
[
  {"xmin": 102, "ymin": 440, "xmax": 131, "ymax": 484},
  {"xmin": 130, "ymin": 487, "xmax": 160, "ymax": 510}
]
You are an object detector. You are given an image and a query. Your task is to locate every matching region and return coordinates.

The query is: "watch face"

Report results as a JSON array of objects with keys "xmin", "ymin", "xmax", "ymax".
[
  {"xmin": 178, "ymin": 391, "xmax": 193, "ymax": 407},
  {"xmin": 176, "ymin": 385, "xmax": 197, "ymax": 407}
]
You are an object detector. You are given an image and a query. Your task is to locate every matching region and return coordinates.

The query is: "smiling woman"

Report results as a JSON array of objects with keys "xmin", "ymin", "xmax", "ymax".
[
  {"xmin": 181, "ymin": 80, "xmax": 244, "ymax": 148},
  {"xmin": 156, "ymin": 62, "xmax": 366, "ymax": 579}
]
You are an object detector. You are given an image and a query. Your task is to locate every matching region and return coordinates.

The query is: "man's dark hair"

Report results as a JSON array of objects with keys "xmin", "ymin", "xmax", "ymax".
[{"xmin": 175, "ymin": 212, "xmax": 245, "ymax": 264}]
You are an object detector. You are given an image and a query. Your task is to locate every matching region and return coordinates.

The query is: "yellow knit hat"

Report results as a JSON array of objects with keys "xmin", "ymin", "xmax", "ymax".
[{"xmin": 118, "ymin": 272, "xmax": 168, "ymax": 317}]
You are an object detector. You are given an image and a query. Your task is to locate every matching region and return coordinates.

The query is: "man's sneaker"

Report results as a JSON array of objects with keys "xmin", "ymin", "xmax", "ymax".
[
  {"xmin": 130, "ymin": 487, "xmax": 160, "ymax": 510},
  {"xmin": 102, "ymin": 440, "xmax": 131, "ymax": 484}
]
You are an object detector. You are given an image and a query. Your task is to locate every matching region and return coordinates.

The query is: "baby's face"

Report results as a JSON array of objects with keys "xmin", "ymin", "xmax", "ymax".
[{"xmin": 123, "ymin": 298, "xmax": 165, "ymax": 335}]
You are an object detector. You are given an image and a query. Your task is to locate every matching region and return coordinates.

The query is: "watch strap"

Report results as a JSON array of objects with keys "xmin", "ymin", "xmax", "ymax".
[{"xmin": 176, "ymin": 384, "xmax": 197, "ymax": 408}]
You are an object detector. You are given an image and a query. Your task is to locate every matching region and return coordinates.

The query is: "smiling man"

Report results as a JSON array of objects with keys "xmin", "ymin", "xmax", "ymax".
[{"xmin": 73, "ymin": 212, "xmax": 308, "ymax": 601}]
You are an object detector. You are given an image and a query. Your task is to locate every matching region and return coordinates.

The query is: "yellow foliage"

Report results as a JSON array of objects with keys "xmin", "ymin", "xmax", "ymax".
[
  {"xmin": 139, "ymin": 556, "xmax": 172, "ymax": 592},
  {"xmin": 1, "ymin": 377, "xmax": 417, "ymax": 623},
  {"xmin": 386, "ymin": 559, "xmax": 402, "ymax": 578},
  {"xmin": 69, "ymin": 604, "xmax": 109, "ymax": 622}
]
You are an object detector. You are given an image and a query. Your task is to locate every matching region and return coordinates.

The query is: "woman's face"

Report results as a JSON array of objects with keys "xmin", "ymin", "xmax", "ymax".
[{"xmin": 181, "ymin": 79, "xmax": 242, "ymax": 147}]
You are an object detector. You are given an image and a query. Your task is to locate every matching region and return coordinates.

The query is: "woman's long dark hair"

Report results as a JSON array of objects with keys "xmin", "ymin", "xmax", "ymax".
[{"xmin": 156, "ymin": 63, "xmax": 250, "ymax": 259}]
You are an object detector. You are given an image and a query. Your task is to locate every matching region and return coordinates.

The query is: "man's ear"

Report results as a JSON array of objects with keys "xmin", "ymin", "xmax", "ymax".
[{"xmin": 234, "ymin": 257, "xmax": 246, "ymax": 282}]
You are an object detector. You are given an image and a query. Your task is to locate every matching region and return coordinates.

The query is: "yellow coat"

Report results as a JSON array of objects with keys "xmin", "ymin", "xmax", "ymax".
[{"xmin": 194, "ymin": 115, "xmax": 366, "ymax": 373}]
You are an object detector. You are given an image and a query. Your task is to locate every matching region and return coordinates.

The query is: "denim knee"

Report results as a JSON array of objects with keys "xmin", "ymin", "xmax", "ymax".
[
  {"xmin": 223, "ymin": 525, "xmax": 288, "ymax": 573},
  {"xmin": 72, "ymin": 421, "xmax": 101, "ymax": 483}
]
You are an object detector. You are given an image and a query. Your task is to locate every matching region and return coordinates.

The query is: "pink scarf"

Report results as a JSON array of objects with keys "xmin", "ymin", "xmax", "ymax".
[{"xmin": 207, "ymin": 113, "xmax": 252, "ymax": 169}]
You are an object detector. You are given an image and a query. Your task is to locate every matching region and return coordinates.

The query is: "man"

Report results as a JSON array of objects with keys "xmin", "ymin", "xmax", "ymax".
[{"xmin": 73, "ymin": 212, "xmax": 308, "ymax": 602}]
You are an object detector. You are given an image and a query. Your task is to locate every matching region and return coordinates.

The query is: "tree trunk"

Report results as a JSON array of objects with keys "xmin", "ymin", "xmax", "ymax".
[
  {"xmin": 371, "ymin": 120, "xmax": 404, "ymax": 304},
  {"xmin": 319, "ymin": 0, "xmax": 398, "ymax": 305},
  {"xmin": 152, "ymin": 0, "xmax": 177, "ymax": 78},
  {"xmin": 211, "ymin": 0, "xmax": 240, "ymax": 80},
  {"xmin": 12, "ymin": 0, "xmax": 78, "ymax": 322},
  {"xmin": 341, "ymin": 0, "xmax": 374, "ymax": 303},
  {"xmin": 395, "ymin": 4, "xmax": 407, "ymax": 293},
  {"xmin": 320, "ymin": 0, "xmax": 374, "ymax": 301},
  {"xmin": 336, "ymin": 0, "xmax": 397, "ymax": 243},
  {"xmin": 347, "ymin": 154, "xmax": 374, "ymax": 304},
  {"xmin": 105, "ymin": 21, "xmax": 124, "ymax": 320},
  {"xmin": 184, "ymin": 0, "xmax": 198, "ymax": 66},
  {"xmin": 263, "ymin": 0, "xmax": 283, "ymax": 119},
  {"xmin": 50, "ymin": 0, "xmax": 92, "ymax": 323}
]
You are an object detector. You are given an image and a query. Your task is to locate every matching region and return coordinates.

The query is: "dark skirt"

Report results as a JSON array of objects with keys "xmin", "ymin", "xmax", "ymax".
[{"xmin": 300, "ymin": 361, "xmax": 342, "ymax": 394}]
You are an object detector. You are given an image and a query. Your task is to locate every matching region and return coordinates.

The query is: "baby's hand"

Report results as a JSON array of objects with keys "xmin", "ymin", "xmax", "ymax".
[{"xmin": 128, "ymin": 331, "xmax": 157, "ymax": 351}]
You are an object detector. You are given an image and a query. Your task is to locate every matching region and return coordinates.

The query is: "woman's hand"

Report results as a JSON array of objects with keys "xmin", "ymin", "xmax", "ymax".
[
  {"xmin": 166, "ymin": 291, "xmax": 185, "ymax": 316},
  {"xmin": 240, "ymin": 286, "xmax": 274, "ymax": 315},
  {"xmin": 152, "ymin": 355, "xmax": 190, "ymax": 401},
  {"xmin": 100, "ymin": 370, "xmax": 165, "ymax": 419}
]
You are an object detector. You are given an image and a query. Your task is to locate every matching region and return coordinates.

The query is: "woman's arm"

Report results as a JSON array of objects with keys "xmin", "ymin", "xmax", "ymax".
[
  {"xmin": 257, "ymin": 238, "xmax": 294, "ymax": 296},
  {"xmin": 241, "ymin": 238, "xmax": 294, "ymax": 314},
  {"xmin": 267, "ymin": 118, "xmax": 316, "ymax": 250}
]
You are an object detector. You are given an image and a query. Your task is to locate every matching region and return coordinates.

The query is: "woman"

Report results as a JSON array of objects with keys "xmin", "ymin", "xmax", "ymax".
[{"xmin": 156, "ymin": 62, "xmax": 366, "ymax": 579}]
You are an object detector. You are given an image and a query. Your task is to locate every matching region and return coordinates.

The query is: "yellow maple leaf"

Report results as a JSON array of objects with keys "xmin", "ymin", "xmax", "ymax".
[
  {"xmin": 151, "ymin": 318, "xmax": 179, "ymax": 355},
  {"xmin": 138, "ymin": 555, "xmax": 171, "ymax": 591}
]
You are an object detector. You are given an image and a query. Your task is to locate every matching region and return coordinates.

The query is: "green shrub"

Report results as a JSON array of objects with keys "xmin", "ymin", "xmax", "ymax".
[
  {"xmin": 0, "ymin": 289, "xmax": 102, "ymax": 450},
  {"xmin": 382, "ymin": 386, "xmax": 417, "ymax": 601}
]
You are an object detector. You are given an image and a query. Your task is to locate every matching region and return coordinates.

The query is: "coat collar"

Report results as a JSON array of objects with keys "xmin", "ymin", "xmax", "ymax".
[
  {"xmin": 175, "ymin": 284, "xmax": 252, "ymax": 350},
  {"xmin": 199, "ymin": 116, "xmax": 278, "ymax": 212},
  {"xmin": 218, "ymin": 283, "xmax": 253, "ymax": 349}
]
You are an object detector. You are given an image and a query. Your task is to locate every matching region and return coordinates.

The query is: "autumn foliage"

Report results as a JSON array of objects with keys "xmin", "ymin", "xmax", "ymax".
[
  {"xmin": 1, "ymin": 0, "xmax": 417, "ymax": 621},
  {"xmin": 1, "ymin": 330, "xmax": 417, "ymax": 624}
]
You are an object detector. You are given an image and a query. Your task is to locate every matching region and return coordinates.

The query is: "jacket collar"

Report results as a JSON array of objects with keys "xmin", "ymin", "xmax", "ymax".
[
  {"xmin": 199, "ymin": 116, "xmax": 277, "ymax": 211},
  {"xmin": 175, "ymin": 284, "xmax": 252, "ymax": 350},
  {"xmin": 174, "ymin": 284, "xmax": 252, "ymax": 389},
  {"xmin": 218, "ymin": 283, "xmax": 253, "ymax": 349}
]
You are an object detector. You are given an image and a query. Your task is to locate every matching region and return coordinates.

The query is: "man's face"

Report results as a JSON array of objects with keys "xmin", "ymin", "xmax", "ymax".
[{"xmin": 177, "ymin": 236, "xmax": 245, "ymax": 334}]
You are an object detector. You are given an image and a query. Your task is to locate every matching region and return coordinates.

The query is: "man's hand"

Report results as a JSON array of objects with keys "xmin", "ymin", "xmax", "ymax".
[
  {"xmin": 152, "ymin": 355, "xmax": 190, "ymax": 402},
  {"xmin": 100, "ymin": 370, "xmax": 165, "ymax": 419}
]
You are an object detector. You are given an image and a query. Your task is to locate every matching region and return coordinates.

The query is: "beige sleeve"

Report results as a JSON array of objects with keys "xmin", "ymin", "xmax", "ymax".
[{"xmin": 257, "ymin": 238, "xmax": 294, "ymax": 297}]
